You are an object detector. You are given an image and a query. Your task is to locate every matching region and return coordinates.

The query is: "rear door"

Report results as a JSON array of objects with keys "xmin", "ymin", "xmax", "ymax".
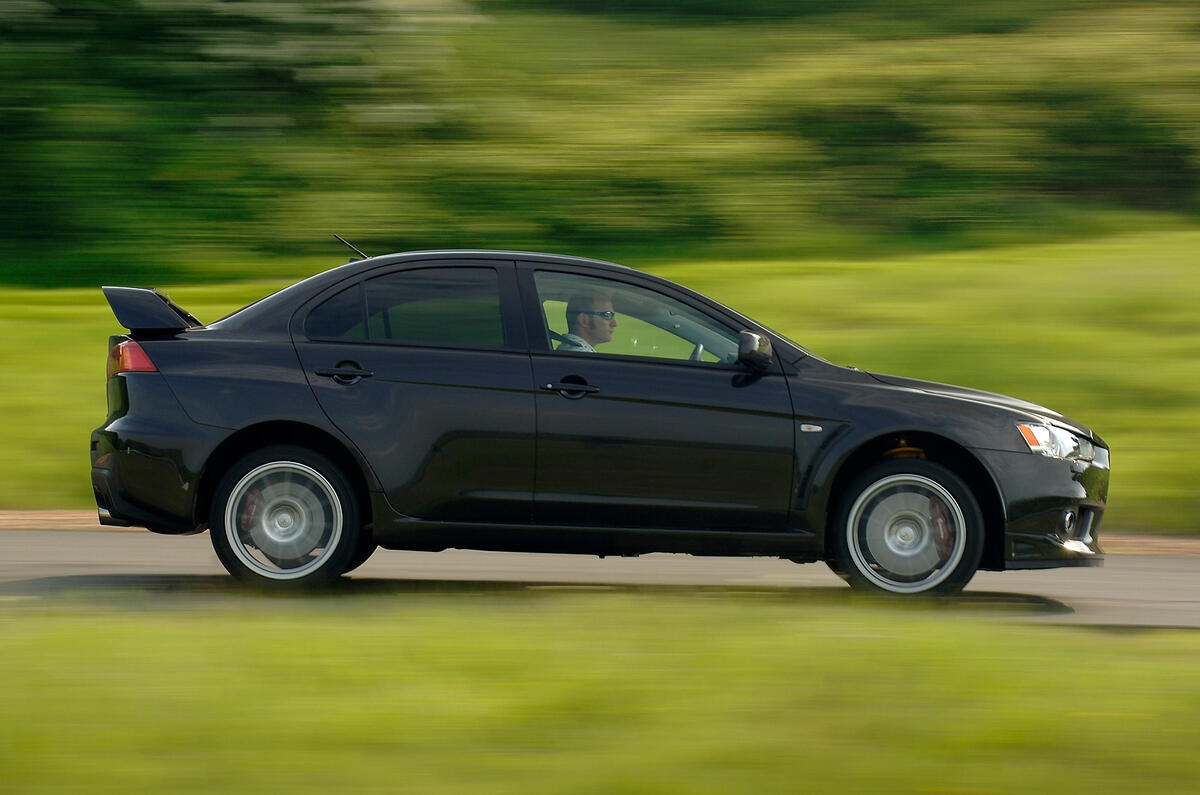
[
  {"xmin": 521, "ymin": 264, "xmax": 796, "ymax": 532},
  {"xmin": 292, "ymin": 260, "xmax": 536, "ymax": 523}
]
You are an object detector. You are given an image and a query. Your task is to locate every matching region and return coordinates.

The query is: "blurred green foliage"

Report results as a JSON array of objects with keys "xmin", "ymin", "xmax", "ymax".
[
  {"xmin": 0, "ymin": 0, "xmax": 477, "ymax": 284},
  {"xmin": 488, "ymin": 0, "xmax": 1097, "ymax": 34},
  {"xmin": 4, "ymin": 1, "xmax": 1200, "ymax": 284}
]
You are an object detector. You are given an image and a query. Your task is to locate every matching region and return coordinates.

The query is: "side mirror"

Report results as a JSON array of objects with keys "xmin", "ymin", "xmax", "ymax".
[{"xmin": 738, "ymin": 330, "xmax": 773, "ymax": 372}]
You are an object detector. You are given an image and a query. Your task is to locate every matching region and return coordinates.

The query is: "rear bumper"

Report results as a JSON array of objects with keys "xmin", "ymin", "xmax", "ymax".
[
  {"xmin": 90, "ymin": 373, "xmax": 225, "ymax": 534},
  {"xmin": 975, "ymin": 446, "xmax": 1110, "ymax": 570},
  {"xmin": 91, "ymin": 462, "xmax": 194, "ymax": 533}
]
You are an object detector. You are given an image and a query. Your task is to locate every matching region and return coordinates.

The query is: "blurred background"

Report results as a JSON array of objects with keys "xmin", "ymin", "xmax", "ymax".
[
  {"xmin": 1, "ymin": 0, "xmax": 1197, "ymax": 530},
  {"xmin": 7, "ymin": 0, "xmax": 1200, "ymax": 282},
  {"xmin": 3, "ymin": 7, "xmax": 1200, "ymax": 789}
]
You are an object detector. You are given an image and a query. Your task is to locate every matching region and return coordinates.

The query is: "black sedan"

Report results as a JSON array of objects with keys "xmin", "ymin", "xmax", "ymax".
[{"xmin": 91, "ymin": 250, "xmax": 1109, "ymax": 594}]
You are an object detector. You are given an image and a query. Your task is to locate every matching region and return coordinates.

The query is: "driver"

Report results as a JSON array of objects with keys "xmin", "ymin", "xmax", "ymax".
[{"xmin": 557, "ymin": 292, "xmax": 617, "ymax": 352}]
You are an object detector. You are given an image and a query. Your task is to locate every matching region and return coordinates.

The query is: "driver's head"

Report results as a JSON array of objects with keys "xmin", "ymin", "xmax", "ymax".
[{"xmin": 566, "ymin": 292, "xmax": 617, "ymax": 346}]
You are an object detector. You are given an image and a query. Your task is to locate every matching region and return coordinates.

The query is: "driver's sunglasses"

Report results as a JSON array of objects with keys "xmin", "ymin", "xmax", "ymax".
[{"xmin": 582, "ymin": 310, "xmax": 616, "ymax": 321}]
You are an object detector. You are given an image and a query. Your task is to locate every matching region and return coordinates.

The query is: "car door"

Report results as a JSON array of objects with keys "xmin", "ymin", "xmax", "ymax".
[
  {"xmin": 520, "ymin": 264, "xmax": 796, "ymax": 532},
  {"xmin": 292, "ymin": 260, "xmax": 536, "ymax": 523}
]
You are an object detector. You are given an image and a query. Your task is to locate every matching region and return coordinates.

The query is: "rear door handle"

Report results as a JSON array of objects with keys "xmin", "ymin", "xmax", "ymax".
[
  {"xmin": 315, "ymin": 366, "xmax": 374, "ymax": 385},
  {"xmin": 541, "ymin": 381, "xmax": 600, "ymax": 399}
]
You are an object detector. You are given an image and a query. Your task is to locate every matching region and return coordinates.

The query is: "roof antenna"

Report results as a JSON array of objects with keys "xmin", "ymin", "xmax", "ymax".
[{"xmin": 333, "ymin": 233, "xmax": 368, "ymax": 260}]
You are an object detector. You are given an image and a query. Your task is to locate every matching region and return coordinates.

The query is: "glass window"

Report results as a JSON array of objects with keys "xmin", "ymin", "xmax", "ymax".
[
  {"xmin": 533, "ymin": 271, "xmax": 738, "ymax": 364},
  {"xmin": 364, "ymin": 267, "xmax": 504, "ymax": 348},
  {"xmin": 305, "ymin": 283, "xmax": 366, "ymax": 340}
]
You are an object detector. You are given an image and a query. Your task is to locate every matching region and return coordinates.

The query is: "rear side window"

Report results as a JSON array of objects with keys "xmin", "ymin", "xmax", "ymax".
[
  {"xmin": 364, "ymin": 267, "xmax": 504, "ymax": 348},
  {"xmin": 305, "ymin": 283, "xmax": 366, "ymax": 340}
]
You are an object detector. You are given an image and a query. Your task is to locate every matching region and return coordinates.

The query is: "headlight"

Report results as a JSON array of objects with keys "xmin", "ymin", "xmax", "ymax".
[{"xmin": 1017, "ymin": 423, "xmax": 1095, "ymax": 462}]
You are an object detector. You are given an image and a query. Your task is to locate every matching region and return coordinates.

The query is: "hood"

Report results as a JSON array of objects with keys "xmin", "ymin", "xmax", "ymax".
[{"xmin": 866, "ymin": 371, "xmax": 1101, "ymax": 443}]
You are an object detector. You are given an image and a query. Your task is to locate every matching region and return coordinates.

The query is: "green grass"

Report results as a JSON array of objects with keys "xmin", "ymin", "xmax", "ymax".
[
  {"xmin": 4, "ymin": 228, "xmax": 1197, "ymax": 530},
  {"xmin": 2, "ymin": 590, "xmax": 1199, "ymax": 792}
]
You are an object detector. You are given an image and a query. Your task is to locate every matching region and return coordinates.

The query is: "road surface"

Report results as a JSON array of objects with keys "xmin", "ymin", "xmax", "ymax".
[{"xmin": 1, "ymin": 529, "xmax": 1197, "ymax": 627}]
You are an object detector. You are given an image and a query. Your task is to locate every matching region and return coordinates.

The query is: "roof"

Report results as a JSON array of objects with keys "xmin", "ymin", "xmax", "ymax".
[{"xmin": 209, "ymin": 250, "xmax": 641, "ymax": 333}]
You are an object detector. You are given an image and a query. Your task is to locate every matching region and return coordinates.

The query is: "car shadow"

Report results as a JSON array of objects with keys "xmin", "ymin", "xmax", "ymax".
[{"xmin": 0, "ymin": 573, "xmax": 1074, "ymax": 618}]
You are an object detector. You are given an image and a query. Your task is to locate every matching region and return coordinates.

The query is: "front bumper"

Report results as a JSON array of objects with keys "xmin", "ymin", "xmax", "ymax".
[{"xmin": 975, "ymin": 445, "xmax": 1110, "ymax": 570}]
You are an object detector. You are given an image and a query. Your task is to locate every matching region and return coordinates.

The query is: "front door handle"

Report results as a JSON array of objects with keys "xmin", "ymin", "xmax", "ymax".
[
  {"xmin": 541, "ymin": 381, "xmax": 600, "ymax": 399},
  {"xmin": 315, "ymin": 364, "xmax": 374, "ymax": 385}
]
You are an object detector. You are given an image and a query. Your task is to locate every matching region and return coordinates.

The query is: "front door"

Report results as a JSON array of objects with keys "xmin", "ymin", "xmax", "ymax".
[{"xmin": 524, "ymin": 267, "xmax": 796, "ymax": 532}]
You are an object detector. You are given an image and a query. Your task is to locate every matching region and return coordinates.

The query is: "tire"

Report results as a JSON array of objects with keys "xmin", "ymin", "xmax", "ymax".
[
  {"xmin": 209, "ymin": 445, "xmax": 361, "ymax": 587},
  {"xmin": 830, "ymin": 460, "xmax": 983, "ymax": 595},
  {"xmin": 341, "ymin": 530, "xmax": 377, "ymax": 575}
]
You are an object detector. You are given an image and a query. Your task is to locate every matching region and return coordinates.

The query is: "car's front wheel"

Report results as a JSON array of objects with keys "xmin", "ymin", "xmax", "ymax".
[
  {"xmin": 830, "ymin": 460, "xmax": 983, "ymax": 595},
  {"xmin": 210, "ymin": 446, "xmax": 360, "ymax": 587}
]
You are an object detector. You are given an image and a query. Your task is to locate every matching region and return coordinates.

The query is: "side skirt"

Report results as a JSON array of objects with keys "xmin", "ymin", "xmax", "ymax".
[{"xmin": 370, "ymin": 495, "xmax": 822, "ymax": 561}]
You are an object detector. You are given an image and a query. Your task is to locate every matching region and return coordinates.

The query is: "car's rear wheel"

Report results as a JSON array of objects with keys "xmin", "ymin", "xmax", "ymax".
[
  {"xmin": 341, "ymin": 532, "xmax": 377, "ymax": 575},
  {"xmin": 210, "ymin": 446, "xmax": 360, "ymax": 587},
  {"xmin": 831, "ymin": 460, "xmax": 983, "ymax": 595}
]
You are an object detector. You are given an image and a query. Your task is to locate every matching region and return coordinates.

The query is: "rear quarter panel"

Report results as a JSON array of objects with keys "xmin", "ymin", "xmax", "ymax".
[
  {"xmin": 142, "ymin": 332, "xmax": 329, "ymax": 430},
  {"xmin": 140, "ymin": 330, "xmax": 384, "ymax": 496}
]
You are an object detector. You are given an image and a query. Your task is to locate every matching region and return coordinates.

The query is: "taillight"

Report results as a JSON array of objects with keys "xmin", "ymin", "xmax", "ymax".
[{"xmin": 107, "ymin": 340, "xmax": 157, "ymax": 379}]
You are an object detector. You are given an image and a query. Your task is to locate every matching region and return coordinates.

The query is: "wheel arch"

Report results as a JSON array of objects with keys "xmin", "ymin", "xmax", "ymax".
[
  {"xmin": 194, "ymin": 421, "xmax": 375, "ymax": 536},
  {"xmin": 823, "ymin": 431, "xmax": 1006, "ymax": 571}
]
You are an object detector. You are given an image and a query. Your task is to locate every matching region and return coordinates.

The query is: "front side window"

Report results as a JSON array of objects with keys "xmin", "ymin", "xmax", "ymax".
[{"xmin": 533, "ymin": 271, "xmax": 739, "ymax": 364}]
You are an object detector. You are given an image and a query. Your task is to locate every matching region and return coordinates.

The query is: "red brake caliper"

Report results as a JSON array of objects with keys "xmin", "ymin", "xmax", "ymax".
[
  {"xmin": 239, "ymin": 488, "xmax": 264, "ymax": 536},
  {"xmin": 929, "ymin": 496, "xmax": 953, "ymax": 562}
]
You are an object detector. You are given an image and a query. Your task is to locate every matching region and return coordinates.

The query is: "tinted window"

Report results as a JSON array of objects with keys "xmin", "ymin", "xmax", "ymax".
[
  {"xmin": 365, "ymin": 267, "xmax": 504, "ymax": 348},
  {"xmin": 305, "ymin": 283, "xmax": 366, "ymax": 340}
]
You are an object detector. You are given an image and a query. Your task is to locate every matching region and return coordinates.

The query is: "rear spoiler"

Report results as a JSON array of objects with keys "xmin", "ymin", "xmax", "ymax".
[{"xmin": 101, "ymin": 286, "xmax": 203, "ymax": 332}]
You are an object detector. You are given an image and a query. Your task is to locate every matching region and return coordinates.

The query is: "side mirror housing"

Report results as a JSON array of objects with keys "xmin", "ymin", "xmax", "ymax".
[{"xmin": 738, "ymin": 330, "xmax": 773, "ymax": 372}]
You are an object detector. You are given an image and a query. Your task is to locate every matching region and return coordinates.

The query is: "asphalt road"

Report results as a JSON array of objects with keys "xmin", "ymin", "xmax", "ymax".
[{"xmin": 1, "ymin": 529, "xmax": 1197, "ymax": 627}]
